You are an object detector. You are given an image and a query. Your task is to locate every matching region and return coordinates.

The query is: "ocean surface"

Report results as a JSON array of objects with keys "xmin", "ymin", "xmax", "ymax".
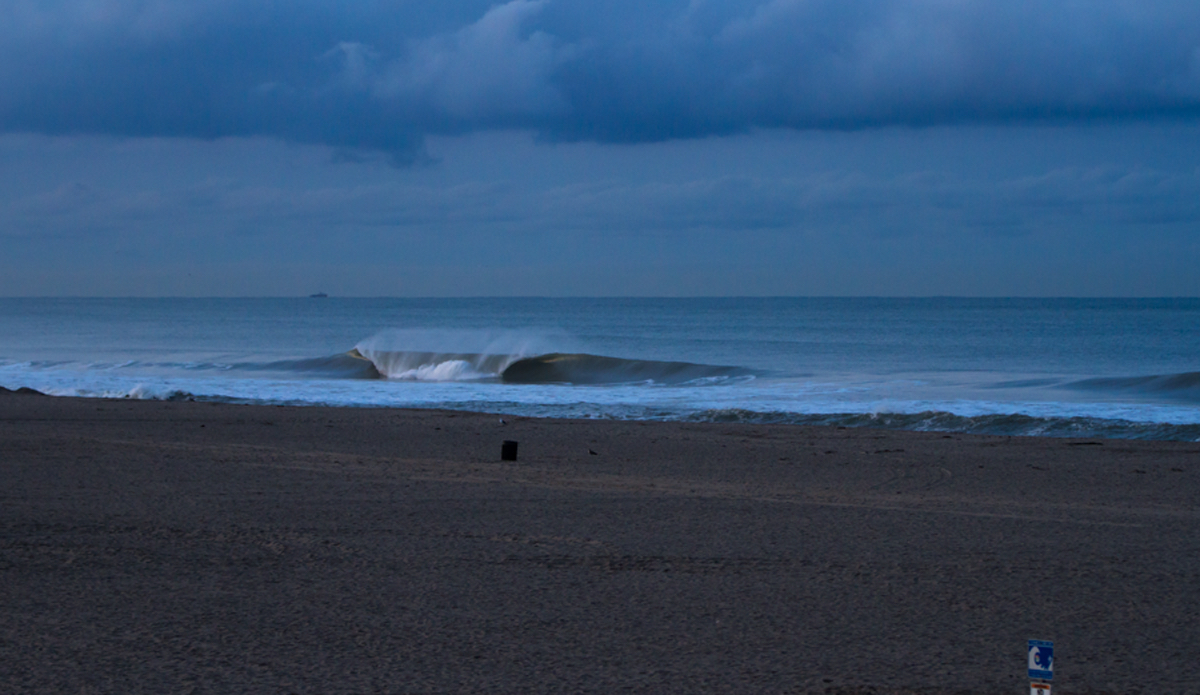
[{"xmin": 1, "ymin": 297, "xmax": 1198, "ymax": 441}]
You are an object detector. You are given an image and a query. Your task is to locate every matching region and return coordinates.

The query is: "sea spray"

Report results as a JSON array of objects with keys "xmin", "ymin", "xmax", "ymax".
[{"xmin": 352, "ymin": 328, "xmax": 570, "ymax": 380}]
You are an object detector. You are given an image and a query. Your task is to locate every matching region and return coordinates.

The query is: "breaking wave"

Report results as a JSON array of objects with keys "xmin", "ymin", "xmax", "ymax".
[
  {"xmin": 2, "ymin": 347, "xmax": 755, "ymax": 387},
  {"xmin": 347, "ymin": 348, "xmax": 753, "ymax": 385},
  {"xmin": 348, "ymin": 348, "xmax": 510, "ymax": 381},
  {"xmin": 339, "ymin": 330, "xmax": 755, "ymax": 384}
]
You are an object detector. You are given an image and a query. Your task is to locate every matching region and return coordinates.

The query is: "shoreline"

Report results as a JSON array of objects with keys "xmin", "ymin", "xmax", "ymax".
[
  {"xmin": 3, "ymin": 390, "xmax": 1199, "ymax": 692},
  {"xmin": 3, "ymin": 385, "xmax": 1200, "ymax": 445}
]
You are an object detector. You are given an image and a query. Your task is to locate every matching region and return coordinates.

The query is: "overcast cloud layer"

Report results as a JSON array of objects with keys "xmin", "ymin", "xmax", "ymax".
[
  {"xmin": 4, "ymin": 0, "xmax": 1200, "ymax": 156},
  {"xmin": 3, "ymin": 124, "xmax": 1198, "ymax": 296}
]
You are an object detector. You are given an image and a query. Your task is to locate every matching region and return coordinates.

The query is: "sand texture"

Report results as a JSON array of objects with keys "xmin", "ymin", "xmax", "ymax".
[{"xmin": 2, "ymin": 390, "xmax": 1199, "ymax": 693}]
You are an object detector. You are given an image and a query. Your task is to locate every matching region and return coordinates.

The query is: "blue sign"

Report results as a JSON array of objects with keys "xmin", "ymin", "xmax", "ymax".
[{"xmin": 1028, "ymin": 640, "xmax": 1054, "ymax": 680}]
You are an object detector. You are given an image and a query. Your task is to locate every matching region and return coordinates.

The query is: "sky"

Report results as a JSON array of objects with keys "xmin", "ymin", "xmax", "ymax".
[{"xmin": 2, "ymin": 0, "xmax": 1199, "ymax": 296}]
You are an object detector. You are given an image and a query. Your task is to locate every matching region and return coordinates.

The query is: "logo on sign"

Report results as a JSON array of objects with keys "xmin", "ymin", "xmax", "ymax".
[{"xmin": 1028, "ymin": 639, "xmax": 1054, "ymax": 680}]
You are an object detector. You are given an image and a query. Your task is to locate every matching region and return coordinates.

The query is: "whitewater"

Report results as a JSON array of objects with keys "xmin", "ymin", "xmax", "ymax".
[{"xmin": 1, "ymin": 297, "xmax": 1198, "ymax": 441}]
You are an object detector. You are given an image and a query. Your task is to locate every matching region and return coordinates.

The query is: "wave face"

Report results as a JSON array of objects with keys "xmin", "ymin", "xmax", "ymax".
[
  {"xmin": 254, "ymin": 354, "xmax": 382, "ymax": 379},
  {"xmin": 1069, "ymin": 372, "xmax": 1200, "ymax": 402},
  {"xmin": 501, "ymin": 353, "xmax": 753, "ymax": 385}
]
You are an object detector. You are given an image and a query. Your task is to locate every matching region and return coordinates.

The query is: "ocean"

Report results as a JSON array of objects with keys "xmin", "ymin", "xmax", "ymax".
[{"xmin": 1, "ymin": 297, "xmax": 1198, "ymax": 441}]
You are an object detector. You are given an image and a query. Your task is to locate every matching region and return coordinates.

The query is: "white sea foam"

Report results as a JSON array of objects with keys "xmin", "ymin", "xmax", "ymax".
[{"xmin": 388, "ymin": 359, "xmax": 489, "ymax": 381}]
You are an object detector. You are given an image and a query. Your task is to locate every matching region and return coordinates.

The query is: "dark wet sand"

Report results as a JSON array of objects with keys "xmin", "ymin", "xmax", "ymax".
[{"xmin": 2, "ymin": 389, "xmax": 1199, "ymax": 693}]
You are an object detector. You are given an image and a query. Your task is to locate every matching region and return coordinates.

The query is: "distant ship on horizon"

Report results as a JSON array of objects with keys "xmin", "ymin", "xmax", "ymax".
[{"xmin": 309, "ymin": 292, "xmax": 329, "ymax": 298}]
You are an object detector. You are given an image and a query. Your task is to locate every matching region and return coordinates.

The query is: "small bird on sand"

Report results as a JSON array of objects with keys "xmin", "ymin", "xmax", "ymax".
[{"xmin": 499, "ymin": 418, "xmax": 507, "ymax": 425}]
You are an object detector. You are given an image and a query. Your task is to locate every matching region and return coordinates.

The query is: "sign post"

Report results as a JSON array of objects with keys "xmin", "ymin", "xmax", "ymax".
[{"xmin": 1028, "ymin": 639, "xmax": 1054, "ymax": 695}]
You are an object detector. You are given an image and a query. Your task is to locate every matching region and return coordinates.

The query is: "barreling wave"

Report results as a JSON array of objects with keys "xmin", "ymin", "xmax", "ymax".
[
  {"xmin": 349, "ymin": 348, "xmax": 510, "ymax": 381},
  {"xmin": 1069, "ymin": 371, "xmax": 1200, "ymax": 402},
  {"xmin": 684, "ymin": 408, "xmax": 1200, "ymax": 442}
]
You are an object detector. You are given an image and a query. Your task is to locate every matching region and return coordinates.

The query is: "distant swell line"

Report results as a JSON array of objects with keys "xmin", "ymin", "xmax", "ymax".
[{"xmin": 1069, "ymin": 371, "xmax": 1200, "ymax": 401}]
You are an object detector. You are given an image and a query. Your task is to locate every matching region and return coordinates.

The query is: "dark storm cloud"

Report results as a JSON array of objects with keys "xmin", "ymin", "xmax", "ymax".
[{"xmin": 3, "ymin": 0, "xmax": 1200, "ymax": 155}]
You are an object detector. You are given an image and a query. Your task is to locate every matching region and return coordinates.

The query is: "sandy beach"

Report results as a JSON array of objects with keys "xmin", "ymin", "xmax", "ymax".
[{"xmin": 2, "ymin": 388, "xmax": 1198, "ymax": 693}]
